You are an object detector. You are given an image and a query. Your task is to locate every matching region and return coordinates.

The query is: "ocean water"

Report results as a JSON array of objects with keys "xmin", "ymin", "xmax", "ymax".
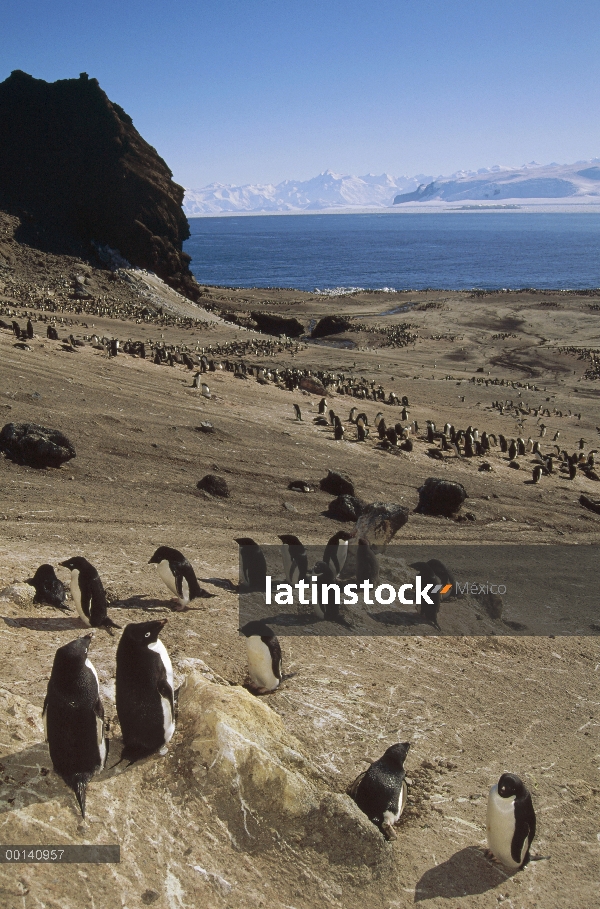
[{"xmin": 183, "ymin": 212, "xmax": 600, "ymax": 292}]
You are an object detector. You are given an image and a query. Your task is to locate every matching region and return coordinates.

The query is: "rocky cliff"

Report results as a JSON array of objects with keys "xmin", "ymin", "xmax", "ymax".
[{"xmin": 0, "ymin": 70, "xmax": 200, "ymax": 300}]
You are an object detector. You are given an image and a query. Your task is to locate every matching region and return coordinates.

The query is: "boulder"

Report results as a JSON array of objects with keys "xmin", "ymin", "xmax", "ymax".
[
  {"xmin": 311, "ymin": 315, "xmax": 353, "ymax": 339},
  {"xmin": 0, "ymin": 422, "xmax": 76, "ymax": 468},
  {"xmin": 320, "ymin": 470, "xmax": 355, "ymax": 496},
  {"xmin": 197, "ymin": 474, "xmax": 230, "ymax": 498},
  {"xmin": 327, "ymin": 494, "xmax": 365, "ymax": 522},
  {"xmin": 355, "ymin": 502, "xmax": 410, "ymax": 545},
  {"xmin": 178, "ymin": 673, "xmax": 391, "ymax": 865},
  {"xmin": 250, "ymin": 312, "xmax": 306, "ymax": 338},
  {"xmin": 299, "ymin": 376, "xmax": 326, "ymax": 396},
  {"xmin": 415, "ymin": 477, "xmax": 467, "ymax": 517}
]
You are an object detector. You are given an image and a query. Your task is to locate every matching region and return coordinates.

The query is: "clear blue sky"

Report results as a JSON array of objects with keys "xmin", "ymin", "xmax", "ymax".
[{"xmin": 3, "ymin": 0, "xmax": 600, "ymax": 188}]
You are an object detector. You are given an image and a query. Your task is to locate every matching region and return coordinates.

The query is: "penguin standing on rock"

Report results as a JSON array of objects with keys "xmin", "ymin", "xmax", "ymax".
[
  {"xmin": 348, "ymin": 743, "xmax": 411, "ymax": 840},
  {"xmin": 59, "ymin": 557, "xmax": 120, "ymax": 633},
  {"xmin": 148, "ymin": 546, "xmax": 214, "ymax": 609},
  {"xmin": 486, "ymin": 773, "xmax": 536, "ymax": 871},
  {"xmin": 116, "ymin": 620, "xmax": 175, "ymax": 763},
  {"xmin": 239, "ymin": 620, "xmax": 282, "ymax": 694},
  {"xmin": 26, "ymin": 564, "xmax": 68, "ymax": 610},
  {"xmin": 43, "ymin": 633, "xmax": 107, "ymax": 817}
]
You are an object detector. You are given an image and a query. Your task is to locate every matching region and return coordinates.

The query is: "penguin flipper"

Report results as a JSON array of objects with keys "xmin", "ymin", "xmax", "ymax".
[
  {"xmin": 71, "ymin": 776, "xmax": 88, "ymax": 818},
  {"xmin": 157, "ymin": 676, "xmax": 175, "ymax": 715},
  {"xmin": 42, "ymin": 696, "xmax": 48, "ymax": 742},
  {"xmin": 347, "ymin": 769, "xmax": 367, "ymax": 799}
]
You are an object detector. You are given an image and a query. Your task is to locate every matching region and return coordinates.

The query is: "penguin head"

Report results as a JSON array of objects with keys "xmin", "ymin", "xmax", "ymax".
[
  {"xmin": 328, "ymin": 531, "xmax": 354, "ymax": 544},
  {"xmin": 278, "ymin": 534, "xmax": 304, "ymax": 547},
  {"xmin": 59, "ymin": 556, "xmax": 91, "ymax": 572},
  {"xmin": 497, "ymin": 772, "xmax": 526, "ymax": 799},
  {"xmin": 26, "ymin": 563, "xmax": 57, "ymax": 586},
  {"xmin": 239, "ymin": 620, "xmax": 274, "ymax": 639},
  {"xmin": 149, "ymin": 546, "xmax": 183, "ymax": 564},
  {"xmin": 312, "ymin": 560, "xmax": 336, "ymax": 584},
  {"xmin": 234, "ymin": 537, "xmax": 259, "ymax": 547},
  {"xmin": 52, "ymin": 633, "xmax": 93, "ymax": 674},
  {"xmin": 122, "ymin": 619, "xmax": 168, "ymax": 645},
  {"xmin": 382, "ymin": 742, "xmax": 411, "ymax": 768}
]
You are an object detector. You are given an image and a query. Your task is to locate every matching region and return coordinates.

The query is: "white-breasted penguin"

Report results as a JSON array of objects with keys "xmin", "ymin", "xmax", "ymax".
[
  {"xmin": 116, "ymin": 619, "xmax": 175, "ymax": 763},
  {"xmin": 148, "ymin": 546, "xmax": 213, "ymax": 609},
  {"xmin": 239, "ymin": 620, "xmax": 282, "ymax": 694},
  {"xmin": 486, "ymin": 772, "xmax": 536, "ymax": 871},
  {"xmin": 59, "ymin": 557, "xmax": 120, "ymax": 633},
  {"xmin": 43, "ymin": 633, "xmax": 107, "ymax": 817},
  {"xmin": 322, "ymin": 531, "xmax": 353, "ymax": 579},
  {"xmin": 278, "ymin": 534, "xmax": 309, "ymax": 584},
  {"xmin": 348, "ymin": 742, "xmax": 411, "ymax": 840}
]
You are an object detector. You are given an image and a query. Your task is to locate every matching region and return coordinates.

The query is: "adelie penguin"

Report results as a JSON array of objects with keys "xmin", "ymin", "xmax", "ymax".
[
  {"xmin": 59, "ymin": 557, "xmax": 120, "ymax": 633},
  {"xmin": 322, "ymin": 530, "xmax": 353, "ymax": 579},
  {"xmin": 235, "ymin": 537, "xmax": 268, "ymax": 592},
  {"xmin": 26, "ymin": 564, "xmax": 68, "ymax": 610},
  {"xmin": 43, "ymin": 633, "xmax": 107, "ymax": 818},
  {"xmin": 348, "ymin": 742, "xmax": 411, "ymax": 840},
  {"xmin": 239, "ymin": 620, "xmax": 282, "ymax": 694},
  {"xmin": 149, "ymin": 546, "xmax": 214, "ymax": 610},
  {"xmin": 279, "ymin": 534, "xmax": 308, "ymax": 584},
  {"xmin": 486, "ymin": 772, "xmax": 536, "ymax": 871},
  {"xmin": 116, "ymin": 620, "xmax": 175, "ymax": 763}
]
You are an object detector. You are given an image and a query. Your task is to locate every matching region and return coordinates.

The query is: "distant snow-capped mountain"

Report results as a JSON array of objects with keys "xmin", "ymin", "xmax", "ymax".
[
  {"xmin": 393, "ymin": 160, "xmax": 600, "ymax": 205},
  {"xmin": 183, "ymin": 159, "xmax": 600, "ymax": 215},
  {"xmin": 183, "ymin": 171, "xmax": 432, "ymax": 215}
]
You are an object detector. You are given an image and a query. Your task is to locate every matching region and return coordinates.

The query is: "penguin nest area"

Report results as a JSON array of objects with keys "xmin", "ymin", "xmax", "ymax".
[{"xmin": 0, "ymin": 214, "xmax": 599, "ymax": 909}]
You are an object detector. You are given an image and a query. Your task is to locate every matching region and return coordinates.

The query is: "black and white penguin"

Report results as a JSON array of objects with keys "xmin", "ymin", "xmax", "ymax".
[
  {"xmin": 116, "ymin": 619, "xmax": 175, "ymax": 763},
  {"xmin": 409, "ymin": 561, "xmax": 442, "ymax": 630},
  {"xmin": 532, "ymin": 465, "xmax": 543, "ymax": 484},
  {"xmin": 323, "ymin": 531, "xmax": 353, "ymax": 579},
  {"xmin": 239, "ymin": 620, "xmax": 282, "ymax": 694},
  {"xmin": 293, "ymin": 403, "xmax": 302, "ymax": 421},
  {"xmin": 486, "ymin": 772, "xmax": 536, "ymax": 871},
  {"xmin": 234, "ymin": 537, "xmax": 268, "ymax": 592},
  {"xmin": 148, "ymin": 546, "xmax": 213, "ymax": 609},
  {"xmin": 348, "ymin": 742, "xmax": 411, "ymax": 840},
  {"xmin": 43, "ymin": 633, "xmax": 107, "ymax": 817},
  {"xmin": 334, "ymin": 420, "xmax": 345, "ymax": 441},
  {"xmin": 279, "ymin": 534, "xmax": 309, "ymax": 584},
  {"xmin": 311, "ymin": 561, "xmax": 347, "ymax": 624},
  {"xmin": 318, "ymin": 397, "xmax": 327, "ymax": 415},
  {"xmin": 26, "ymin": 564, "xmax": 68, "ymax": 610},
  {"xmin": 59, "ymin": 557, "xmax": 120, "ymax": 633},
  {"xmin": 357, "ymin": 538, "xmax": 380, "ymax": 587}
]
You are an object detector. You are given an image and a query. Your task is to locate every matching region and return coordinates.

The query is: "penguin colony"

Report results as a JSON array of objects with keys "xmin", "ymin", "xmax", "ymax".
[{"xmin": 28, "ymin": 540, "xmax": 536, "ymax": 867}]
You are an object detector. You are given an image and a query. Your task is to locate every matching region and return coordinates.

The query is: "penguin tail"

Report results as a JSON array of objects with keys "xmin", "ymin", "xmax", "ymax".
[{"xmin": 72, "ymin": 778, "xmax": 87, "ymax": 818}]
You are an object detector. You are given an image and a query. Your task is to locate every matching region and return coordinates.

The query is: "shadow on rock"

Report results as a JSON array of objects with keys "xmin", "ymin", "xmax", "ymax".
[{"xmin": 415, "ymin": 846, "xmax": 508, "ymax": 902}]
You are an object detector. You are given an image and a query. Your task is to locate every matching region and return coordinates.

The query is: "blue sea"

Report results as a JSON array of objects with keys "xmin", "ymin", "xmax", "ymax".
[{"xmin": 184, "ymin": 212, "xmax": 600, "ymax": 292}]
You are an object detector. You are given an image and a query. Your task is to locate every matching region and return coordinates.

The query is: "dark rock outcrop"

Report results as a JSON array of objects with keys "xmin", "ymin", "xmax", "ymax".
[
  {"xmin": 355, "ymin": 502, "xmax": 409, "ymax": 545},
  {"xmin": 0, "ymin": 422, "xmax": 76, "ymax": 468},
  {"xmin": 327, "ymin": 495, "xmax": 365, "ymax": 522},
  {"xmin": 320, "ymin": 470, "xmax": 355, "ymax": 496},
  {"xmin": 299, "ymin": 376, "xmax": 326, "ymax": 396},
  {"xmin": 311, "ymin": 315, "xmax": 353, "ymax": 339},
  {"xmin": 250, "ymin": 312, "xmax": 305, "ymax": 337},
  {"xmin": 197, "ymin": 474, "xmax": 230, "ymax": 498},
  {"xmin": 415, "ymin": 477, "xmax": 467, "ymax": 517},
  {"xmin": 0, "ymin": 70, "xmax": 199, "ymax": 300}
]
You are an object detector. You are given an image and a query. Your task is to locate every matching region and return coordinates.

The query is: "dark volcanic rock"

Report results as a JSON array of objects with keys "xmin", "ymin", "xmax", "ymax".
[
  {"xmin": 250, "ymin": 312, "xmax": 306, "ymax": 338},
  {"xmin": 0, "ymin": 70, "xmax": 199, "ymax": 300},
  {"xmin": 320, "ymin": 470, "xmax": 355, "ymax": 496},
  {"xmin": 416, "ymin": 477, "xmax": 467, "ymax": 517},
  {"xmin": 0, "ymin": 422, "xmax": 76, "ymax": 468},
  {"xmin": 197, "ymin": 474, "xmax": 230, "ymax": 498},
  {"xmin": 311, "ymin": 315, "xmax": 353, "ymax": 339},
  {"xmin": 327, "ymin": 495, "xmax": 365, "ymax": 522},
  {"xmin": 355, "ymin": 502, "xmax": 409, "ymax": 545}
]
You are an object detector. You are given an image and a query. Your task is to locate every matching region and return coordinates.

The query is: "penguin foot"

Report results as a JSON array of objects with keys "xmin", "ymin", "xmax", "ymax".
[{"xmin": 381, "ymin": 823, "xmax": 397, "ymax": 841}]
